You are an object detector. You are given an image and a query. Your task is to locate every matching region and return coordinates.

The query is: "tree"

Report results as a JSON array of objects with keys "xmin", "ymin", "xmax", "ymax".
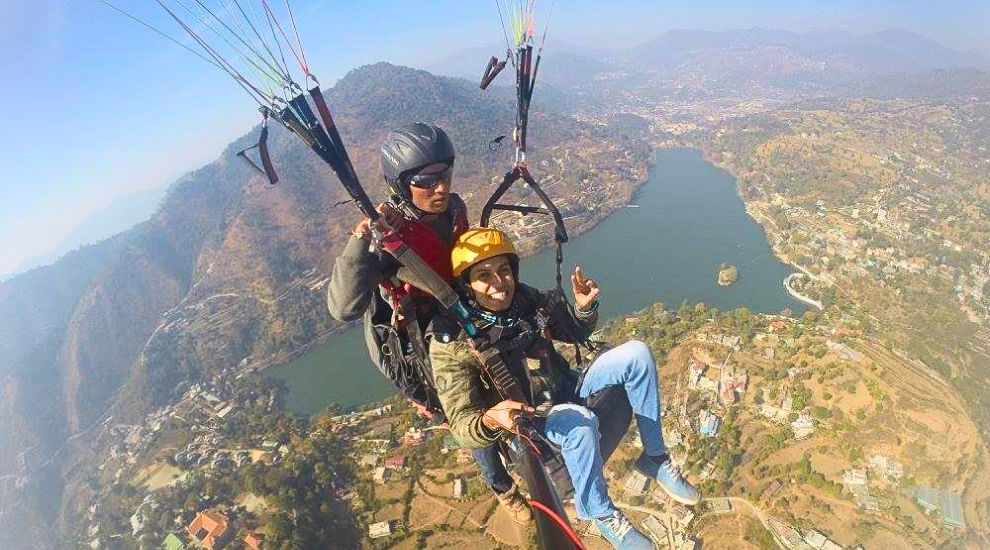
[{"xmin": 184, "ymin": 493, "xmax": 201, "ymax": 511}]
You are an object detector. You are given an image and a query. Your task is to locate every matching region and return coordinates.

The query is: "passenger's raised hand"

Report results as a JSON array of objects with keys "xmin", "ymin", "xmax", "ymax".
[{"xmin": 571, "ymin": 265, "xmax": 600, "ymax": 310}]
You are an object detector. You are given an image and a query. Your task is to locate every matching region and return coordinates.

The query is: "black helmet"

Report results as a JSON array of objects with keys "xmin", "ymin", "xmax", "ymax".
[{"xmin": 380, "ymin": 122, "xmax": 455, "ymax": 200}]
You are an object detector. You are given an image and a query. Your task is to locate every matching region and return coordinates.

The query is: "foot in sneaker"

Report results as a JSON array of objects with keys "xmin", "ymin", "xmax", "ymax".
[
  {"xmin": 592, "ymin": 510, "xmax": 654, "ymax": 550},
  {"xmin": 635, "ymin": 452, "xmax": 700, "ymax": 505},
  {"xmin": 495, "ymin": 484, "xmax": 533, "ymax": 525}
]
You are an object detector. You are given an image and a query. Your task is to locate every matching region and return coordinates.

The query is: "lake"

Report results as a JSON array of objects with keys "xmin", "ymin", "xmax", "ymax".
[{"xmin": 266, "ymin": 148, "xmax": 805, "ymax": 415}]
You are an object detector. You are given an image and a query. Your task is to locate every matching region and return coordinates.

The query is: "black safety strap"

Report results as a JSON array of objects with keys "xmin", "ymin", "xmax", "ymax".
[
  {"xmin": 396, "ymin": 293, "xmax": 438, "ymax": 394},
  {"xmin": 480, "ymin": 164, "xmax": 568, "ymax": 295},
  {"xmin": 480, "ymin": 55, "xmax": 507, "ymax": 90},
  {"xmin": 473, "ymin": 342, "xmax": 528, "ymax": 404},
  {"xmin": 236, "ymin": 116, "xmax": 279, "ymax": 185},
  {"xmin": 480, "ymin": 165, "xmax": 567, "ymax": 244},
  {"xmin": 277, "ymin": 105, "xmax": 317, "ymax": 149},
  {"xmin": 277, "ymin": 94, "xmax": 378, "ymax": 219},
  {"xmin": 308, "ymin": 85, "xmax": 361, "ymax": 190},
  {"xmin": 515, "ymin": 45, "xmax": 535, "ymax": 154}
]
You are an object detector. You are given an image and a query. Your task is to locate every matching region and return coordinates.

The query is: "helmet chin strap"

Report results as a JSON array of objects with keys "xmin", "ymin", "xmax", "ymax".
[{"xmin": 390, "ymin": 193, "xmax": 428, "ymax": 221}]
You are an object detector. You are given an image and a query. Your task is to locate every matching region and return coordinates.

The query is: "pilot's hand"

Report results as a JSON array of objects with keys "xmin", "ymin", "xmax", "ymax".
[
  {"xmin": 352, "ymin": 202, "xmax": 403, "ymax": 240},
  {"xmin": 482, "ymin": 400, "xmax": 533, "ymax": 430}
]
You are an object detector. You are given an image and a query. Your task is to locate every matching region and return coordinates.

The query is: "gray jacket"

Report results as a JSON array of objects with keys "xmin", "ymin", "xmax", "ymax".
[{"xmin": 326, "ymin": 195, "xmax": 463, "ymax": 367}]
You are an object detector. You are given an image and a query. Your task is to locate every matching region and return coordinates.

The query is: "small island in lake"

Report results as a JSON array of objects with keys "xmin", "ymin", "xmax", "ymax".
[{"xmin": 717, "ymin": 263, "xmax": 739, "ymax": 286}]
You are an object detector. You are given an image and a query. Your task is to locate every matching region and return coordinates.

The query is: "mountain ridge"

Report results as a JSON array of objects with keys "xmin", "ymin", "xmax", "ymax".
[{"xmin": 628, "ymin": 27, "xmax": 990, "ymax": 72}]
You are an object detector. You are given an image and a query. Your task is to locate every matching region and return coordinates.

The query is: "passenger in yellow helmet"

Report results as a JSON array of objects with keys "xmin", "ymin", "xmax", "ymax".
[
  {"xmin": 431, "ymin": 228, "xmax": 699, "ymax": 550},
  {"xmin": 450, "ymin": 227, "xmax": 530, "ymax": 312}
]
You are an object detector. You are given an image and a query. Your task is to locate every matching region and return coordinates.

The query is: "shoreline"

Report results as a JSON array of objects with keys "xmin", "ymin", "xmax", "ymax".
[
  {"xmin": 249, "ymin": 320, "xmax": 359, "ymax": 373},
  {"xmin": 690, "ymin": 144, "xmax": 819, "ymax": 315},
  {"xmin": 784, "ymin": 273, "xmax": 824, "ymax": 310}
]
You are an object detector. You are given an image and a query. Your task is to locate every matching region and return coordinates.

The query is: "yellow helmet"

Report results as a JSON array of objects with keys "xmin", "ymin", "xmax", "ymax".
[{"xmin": 451, "ymin": 227, "xmax": 517, "ymax": 278}]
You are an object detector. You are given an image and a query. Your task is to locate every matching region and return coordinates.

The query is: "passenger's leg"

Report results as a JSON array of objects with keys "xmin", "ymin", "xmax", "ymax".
[
  {"xmin": 543, "ymin": 405, "xmax": 653, "ymax": 549},
  {"xmin": 471, "ymin": 444, "xmax": 513, "ymax": 494},
  {"xmin": 583, "ymin": 385, "xmax": 632, "ymax": 463},
  {"xmin": 578, "ymin": 340, "xmax": 665, "ymax": 456},
  {"xmin": 472, "ymin": 444, "xmax": 532, "ymax": 524},
  {"xmin": 579, "ymin": 340, "xmax": 700, "ymax": 505},
  {"xmin": 542, "ymin": 403, "xmax": 614, "ymax": 520}
]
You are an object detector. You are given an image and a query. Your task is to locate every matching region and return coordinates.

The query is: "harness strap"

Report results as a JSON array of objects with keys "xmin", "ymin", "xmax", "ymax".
[
  {"xmin": 235, "ymin": 114, "xmax": 279, "ymax": 185},
  {"xmin": 398, "ymin": 293, "xmax": 437, "ymax": 392},
  {"xmin": 472, "ymin": 342, "xmax": 529, "ymax": 404}
]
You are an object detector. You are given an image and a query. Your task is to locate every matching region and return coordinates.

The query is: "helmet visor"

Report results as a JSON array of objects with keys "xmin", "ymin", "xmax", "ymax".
[{"xmin": 406, "ymin": 166, "xmax": 452, "ymax": 189}]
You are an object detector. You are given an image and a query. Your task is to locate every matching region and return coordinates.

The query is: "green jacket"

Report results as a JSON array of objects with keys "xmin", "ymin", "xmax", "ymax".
[{"xmin": 428, "ymin": 284, "xmax": 598, "ymax": 448}]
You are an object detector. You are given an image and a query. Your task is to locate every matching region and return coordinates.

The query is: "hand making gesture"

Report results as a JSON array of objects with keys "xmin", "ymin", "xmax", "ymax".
[{"xmin": 571, "ymin": 265, "xmax": 600, "ymax": 310}]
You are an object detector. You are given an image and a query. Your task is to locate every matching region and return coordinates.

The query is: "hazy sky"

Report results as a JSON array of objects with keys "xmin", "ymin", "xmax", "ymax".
[{"xmin": 1, "ymin": 0, "xmax": 988, "ymax": 277}]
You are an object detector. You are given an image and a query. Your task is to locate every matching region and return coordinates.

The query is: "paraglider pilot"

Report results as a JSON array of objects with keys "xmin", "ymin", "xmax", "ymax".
[{"xmin": 327, "ymin": 123, "xmax": 532, "ymax": 525}]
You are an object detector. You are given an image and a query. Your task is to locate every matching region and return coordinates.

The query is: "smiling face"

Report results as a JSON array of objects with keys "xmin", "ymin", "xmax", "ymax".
[
  {"xmin": 408, "ymin": 162, "xmax": 451, "ymax": 214},
  {"xmin": 466, "ymin": 255, "xmax": 516, "ymax": 312}
]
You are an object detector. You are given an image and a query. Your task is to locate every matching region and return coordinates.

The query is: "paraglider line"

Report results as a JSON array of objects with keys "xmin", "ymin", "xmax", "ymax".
[
  {"xmin": 493, "ymin": 0, "xmax": 512, "ymax": 53},
  {"xmin": 187, "ymin": 0, "xmax": 289, "ymax": 85},
  {"xmin": 261, "ymin": 0, "xmax": 307, "ymax": 75},
  {"xmin": 173, "ymin": 0, "xmax": 286, "ymax": 88},
  {"xmin": 538, "ymin": 0, "xmax": 556, "ymax": 53},
  {"xmin": 155, "ymin": 0, "xmax": 272, "ymax": 107},
  {"xmin": 229, "ymin": 0, "xmax": 296, "ymax": 84},
  {"xmin": 98, "ymin": 0, "xmax": 223, "ymax": 71},
  {"xmin": 284, "ymin": 0, "xmax": 310, "ymax": 75},
  {"xmin": 259, "ymin": 0, "xmax": 294, "ymax": 79},
  {"xmin": 217, "ymin": 0, "xmax": 279, "ymax": 97}
]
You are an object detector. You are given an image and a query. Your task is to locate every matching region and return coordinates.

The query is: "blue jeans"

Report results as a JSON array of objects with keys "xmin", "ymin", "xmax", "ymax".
[
  {"xmin": 544, "ymin": 340, "xmax": 665, "ymax": 519},
  {"xmin": 472, "ymin": 444, "xmax": 514, "ymax": 494}
]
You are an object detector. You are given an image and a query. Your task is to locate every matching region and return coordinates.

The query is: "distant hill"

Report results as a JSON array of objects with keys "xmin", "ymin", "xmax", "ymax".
[
  {"xmin": 836, "ymin": 67, "xmax": 990, "ymax": 100},
  {"xmin": 4, "ymin": 183, "xmax": 169, "ymax": 280},
  {"xmin": 628, "ymin": 27, "xmax": 990, "ymax": 76},
  {"xmin": 432, "ymin": 28, "xmax": 990, "ymax": 102}
]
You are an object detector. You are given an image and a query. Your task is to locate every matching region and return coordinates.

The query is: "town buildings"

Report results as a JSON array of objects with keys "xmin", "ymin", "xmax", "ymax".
[
  {"xmin": 698, "ymin": 409, "xmax": 721, "ymax": 436},
  {"xmin": 185, "ymin": 510, "xmax": 231, "ymax": 549},
  {"xmin": 624, "ymin": 471, "xmax": 650, "ymax": 496},
  {"xmin": 915, "ymin": 486, "xmax": 965, "ymax": 528},
  {"xmin": 368, "ymin": 520, "xmax": 394, "ymax": 539},
  {"xmin": 867, "ymin": 454, "xmax": 904, "ymax": 482},
  {"xmin": 791, "ymin": 413, "xmax": 815, "ymax": 440}
]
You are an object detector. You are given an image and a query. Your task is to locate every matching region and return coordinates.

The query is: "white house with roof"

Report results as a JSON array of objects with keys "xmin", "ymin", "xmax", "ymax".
[
  {"xmin": 791, "ymin": 413, "xmax": 815, "ymax": 440},
  {"xmin": 623, "ymin": 471, "xmax": 649, "ymax": 496},
  {"xmin": 368, "ymin": 521, "xmax": 393, "ymax": 539}
]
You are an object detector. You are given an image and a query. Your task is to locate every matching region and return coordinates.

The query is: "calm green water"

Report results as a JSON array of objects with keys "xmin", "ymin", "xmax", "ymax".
[{"xmin": 266, "ymin": 148, "xmax": 805, "ymax": 415}]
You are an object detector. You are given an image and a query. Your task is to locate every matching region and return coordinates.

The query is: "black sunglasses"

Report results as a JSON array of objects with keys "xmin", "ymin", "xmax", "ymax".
[{"xmin": 406, "ymin": 166, "xmax": 452, "ymax": 189}]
